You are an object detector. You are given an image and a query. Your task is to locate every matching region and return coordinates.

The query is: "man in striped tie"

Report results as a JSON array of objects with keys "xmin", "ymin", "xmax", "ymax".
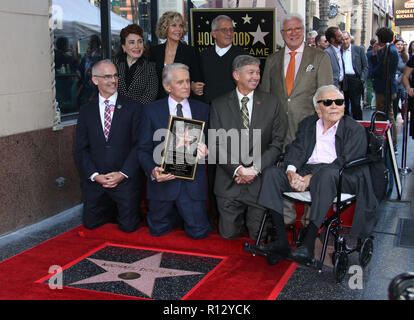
[
  {"xmin": 209, "ymin": 55, "xmax": 287, "ymax": 241},
  {"xmin": 76, "ymin": 59, "xmax": 142, "ymax": 233}
]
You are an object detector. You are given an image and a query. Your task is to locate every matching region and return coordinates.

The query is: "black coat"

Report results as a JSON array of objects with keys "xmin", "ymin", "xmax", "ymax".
[
  {"xmin": 150, "ymin": 41, "xmax": 202, "ymax": 99},
  {"xmin": 284, "ymin": 114, "xmax": 378, "ymax": 237}
]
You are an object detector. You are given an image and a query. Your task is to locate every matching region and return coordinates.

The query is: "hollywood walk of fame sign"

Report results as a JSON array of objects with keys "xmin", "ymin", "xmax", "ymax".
[
  {"xmin": 39, "ymin": 244, "xmax": 225, "ymax": 300},
  {"xmin": 190, "ymin": 8, "xmax": 276, "ymax": 59}
]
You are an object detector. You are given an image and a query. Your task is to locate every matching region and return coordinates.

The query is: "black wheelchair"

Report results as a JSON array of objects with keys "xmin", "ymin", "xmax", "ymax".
[{"xmin": 244, "ymin": 112, "xmax": 389, "ymax": 283}]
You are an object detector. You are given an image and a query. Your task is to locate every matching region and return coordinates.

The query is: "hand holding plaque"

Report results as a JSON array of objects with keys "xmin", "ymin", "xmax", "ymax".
[{"xmin": 161, "ymin": 116, "xmax": 206, "ymax": 180}]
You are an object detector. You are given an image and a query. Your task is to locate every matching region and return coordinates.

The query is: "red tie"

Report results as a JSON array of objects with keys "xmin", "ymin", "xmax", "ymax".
[
  {"xmin": 285, "ymin": 51, "xmax": 297, "ymax": 96},
  {"xmin": 103, "ymin": 100, "xmax": 114, "ymax": 141}
]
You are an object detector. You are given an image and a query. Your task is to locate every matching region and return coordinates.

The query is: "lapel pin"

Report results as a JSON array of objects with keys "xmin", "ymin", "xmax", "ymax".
[{"xmin": 117, "ymin": 104, "xmax": 122, "ymax": 109}]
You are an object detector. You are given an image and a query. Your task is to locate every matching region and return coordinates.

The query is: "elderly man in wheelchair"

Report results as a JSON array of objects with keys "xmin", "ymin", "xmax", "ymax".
[{"xmin": 251, "ymin": 84, "xmax": 380, "ymax": 270}]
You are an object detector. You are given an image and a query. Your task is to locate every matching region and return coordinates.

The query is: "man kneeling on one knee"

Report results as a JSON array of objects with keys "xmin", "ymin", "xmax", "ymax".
[{"xmin": 257, "ymin": 85, "xmax": 378, "ymax": 264}]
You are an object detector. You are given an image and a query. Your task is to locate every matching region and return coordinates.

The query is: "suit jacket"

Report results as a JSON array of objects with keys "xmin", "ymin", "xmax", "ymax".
[
  {"xmin": 342, "ymin": 44, "xmax": 368, "ymax": 92},
  {"xmin": 150, "ymin": 41, "xmax": 202, "ymax": 99},
  {"xmin": 209, "ymin": 89, "xmax": 286, "ymax": 201},
  {"xmin": 75, "ymin": 94, "xmax": 142, "ymax": 181},
  {"xmin": 260, "ymin": 45, "xmax": 333, "ymax": 146},
  {"xmin": 324, "ymin": 44, "xmax": 342, "ymax": 88},
  {"xmin": 113, "ymin": 55, "xmax": 158, "ymax": 105},
  {"xmin": 137, "ymin": 97, "xmax": 209, "ymax": 201},
  {"xmin": 283, "ymin": 113, "xmax": 378, "ymax": 237},
  {"xmin": 285, "ymin": 114, "xmax": 367, "ymax": 172}
]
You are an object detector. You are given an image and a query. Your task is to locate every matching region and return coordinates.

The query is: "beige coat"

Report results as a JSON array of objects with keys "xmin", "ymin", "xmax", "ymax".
[{"xmin": 260, "ymin": 45, "xmax": 333, "ymax": 146}]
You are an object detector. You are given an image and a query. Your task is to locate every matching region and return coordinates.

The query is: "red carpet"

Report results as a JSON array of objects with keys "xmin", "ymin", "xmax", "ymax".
[{"xmin": 0, "ymin": 224, "xmax": 297, "ymax": 300}]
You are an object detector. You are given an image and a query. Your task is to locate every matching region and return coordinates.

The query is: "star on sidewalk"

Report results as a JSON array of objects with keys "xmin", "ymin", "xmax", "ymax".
[
  {"xmin": 241, "ymin": 13, "xmax": 252, "ymax": 24},
  {"xmin": 249, "ymin": 25, "xmax": 269, "ymax": 46},
  {"xmin": 69, "ymin": 253, "xmax": 203, "ymax": 298}
]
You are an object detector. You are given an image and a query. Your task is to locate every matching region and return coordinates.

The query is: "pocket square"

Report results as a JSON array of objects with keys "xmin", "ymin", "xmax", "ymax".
[{"xmin": 306, "ymin": 64, "xmax": 314, "ymax": 72}]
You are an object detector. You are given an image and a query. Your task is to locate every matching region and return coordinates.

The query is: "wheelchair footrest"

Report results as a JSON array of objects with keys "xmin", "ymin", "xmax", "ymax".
[{"xmin": 243, "ymin": 242, "xmax": 269, "ymax": 257}]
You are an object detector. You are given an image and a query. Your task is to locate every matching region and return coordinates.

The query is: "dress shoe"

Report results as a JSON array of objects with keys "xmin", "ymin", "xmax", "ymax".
[
  {"xmin": 289, "ymin": 246, "xmax": 314, "ymax": 264},
  {"xmin": 257, "ymin": 240, "xmax": 291, "ymax": 257}
]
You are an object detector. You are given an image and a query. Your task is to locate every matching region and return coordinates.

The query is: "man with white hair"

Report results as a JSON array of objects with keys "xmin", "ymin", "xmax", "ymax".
[
  {"xmin": 260, "ymin": 13, "xmax": 333, "ymax": 226},
  {"xmin": 255, "ymin": 85, "xmax": 378, "ymax": 265}
]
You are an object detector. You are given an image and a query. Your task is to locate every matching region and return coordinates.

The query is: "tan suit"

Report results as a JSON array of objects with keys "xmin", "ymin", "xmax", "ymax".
[{"xmin": 260, "ymin": 45, "xmax": 333, "ymax": 146}]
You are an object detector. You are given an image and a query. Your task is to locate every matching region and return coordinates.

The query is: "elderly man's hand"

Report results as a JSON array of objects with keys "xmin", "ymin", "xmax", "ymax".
[{"xmin": 287, "ymin": 170, "xmax": 309, "ymax": 192}]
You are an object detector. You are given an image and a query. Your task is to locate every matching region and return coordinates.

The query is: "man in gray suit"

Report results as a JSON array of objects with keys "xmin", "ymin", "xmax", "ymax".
[
  {"xmin": 324, "ymin": 26, "xmax": 344, "ymax": 90},
  {"xmin": 341, "ymin": 31, "xmax": 368, "ymax": 120},
  {"xmin": 209, "ymin": 55, "xmax": 286, "ymax": 240},
  {"xmin": 260, "ymin": 13, "xmax": 333, "ymax": 225}
]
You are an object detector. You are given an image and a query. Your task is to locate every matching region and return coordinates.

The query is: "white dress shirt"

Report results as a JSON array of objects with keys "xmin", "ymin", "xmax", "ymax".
[
  {"xmin": 91, "ymin": 92, "xmax": 127, "ymax": 181},
  {"xmin": 342, "ymin": 46, "xmax": 355, "ymax": 75},
  {"xmin": 168, "ymin": 96, "xmax": 192, "ymax": 119}
]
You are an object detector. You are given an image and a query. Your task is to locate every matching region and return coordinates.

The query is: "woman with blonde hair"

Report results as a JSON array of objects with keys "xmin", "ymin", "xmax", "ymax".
[{"xmin": 150, "ymin": 11, "xmax": 202, "ymax": 99}]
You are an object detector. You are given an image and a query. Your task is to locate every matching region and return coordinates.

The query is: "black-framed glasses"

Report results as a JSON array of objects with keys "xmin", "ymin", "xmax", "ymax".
[
  {"xmin": 94, "ymin": 73, "xmax": 119, "ymax": 80},
  {"xmin": 317, "ymin": 99, "xmax": 345, "ymax": 106}
]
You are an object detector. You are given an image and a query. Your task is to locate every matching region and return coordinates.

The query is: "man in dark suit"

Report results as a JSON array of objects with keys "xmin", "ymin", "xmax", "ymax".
[
  {"xmin": 197, "ymin": 14, "xmax": 246, "ymax": 228},
  {"xmin": 256, "ymin": 85, "xmax": 378, "ymax": 264},
  {"xmin": 75, "ymin": 59, "xmax": 142, "ymax": 232},
  {"xmin": 137, "ymin": 63, "xmax": 210, "ymax": 239},
  {"xmin": 209, "ymin": 55, "xmax": 286, "ymax": 241},
  {"xmin": 341, "ymin": 31, "xmax": 368, "ymax": 120}
]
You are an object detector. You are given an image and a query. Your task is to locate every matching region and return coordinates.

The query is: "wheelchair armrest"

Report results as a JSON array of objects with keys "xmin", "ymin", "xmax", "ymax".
[{"xmin": 343, "ymin": 157, "xmax": 372, "ymax": 170}]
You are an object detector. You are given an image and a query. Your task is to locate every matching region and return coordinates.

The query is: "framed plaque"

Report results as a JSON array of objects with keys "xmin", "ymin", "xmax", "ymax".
[{"xmin": 161, "ymin": 116, "xmax": 205, "ymax": 180}]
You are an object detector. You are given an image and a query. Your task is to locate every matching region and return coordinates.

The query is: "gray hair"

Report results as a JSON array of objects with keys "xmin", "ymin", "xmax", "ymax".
[
  {"xmin": 91, "ymin": 59, "xmax": 116, "ymax": 76},
  {"xmin": 313, "ymin": 85, "xmax": 344, "ymax": 107},
  {"xmin": 232, "ymin": 55, "xmax": 260, "ymax": 72},
  {"xmin": 211, "ymin": 15, "xmax": 233, "ymax": 31},
  {"xmin": 308, "ymin": 30, "xmax": 318, "ymax": 37},
  {"xmin": 281, "ymin": 13, "xmax": 304, "ymax": 30},
  {"xmin": 162, "ymin": 63, "xmax": 189, "ymax": 84}
]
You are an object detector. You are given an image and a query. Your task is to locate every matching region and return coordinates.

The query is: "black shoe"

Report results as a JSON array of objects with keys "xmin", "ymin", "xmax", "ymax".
[
  {"xmin": 289, "ymin": 246, "xmax": 314, "ymax": 264},
  {"xmin": 257, "ymin": 240, "xmax": 291, "ymax": 257}
]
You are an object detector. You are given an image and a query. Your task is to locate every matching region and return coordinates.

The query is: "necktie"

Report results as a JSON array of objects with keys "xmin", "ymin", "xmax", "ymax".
[
  {"xmin": 241, "ymin": 96, "xmax": 250, "ymax": 130},
  {"xmin": 103, "ymin": 99, "xmax": 114, "ymax": 141},
  {"xmin": 285, "ymin": 51, "xmax": 297, "ymax": 96},
  {"xmin": 176, "ymin": 103, "xmax": 183, "ymax": 117}
]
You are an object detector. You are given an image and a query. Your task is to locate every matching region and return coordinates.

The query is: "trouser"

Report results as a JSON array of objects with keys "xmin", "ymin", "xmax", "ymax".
[
  {"xmin": 344, "ymin": 75, "xmax": 364, "ymax": 120},
  {"xmin": 216, "ymin": 189, "xmax": 268, "ymax": 241},
  {"xmin": 82, "ymin": 178, "xmax": 141, "ymax": 233},
  {"xmin": 147, "ymin": 191, "xmax": 210, "ymax": 239},
  {"xmin": 375, "ymin": 93, "xmax": 397, "ymax": 148}
]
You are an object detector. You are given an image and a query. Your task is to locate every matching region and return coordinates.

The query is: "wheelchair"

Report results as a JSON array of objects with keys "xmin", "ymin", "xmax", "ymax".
[{"xmin": 244, "ymin": 112, "xmax": 388, "ymax": 283}]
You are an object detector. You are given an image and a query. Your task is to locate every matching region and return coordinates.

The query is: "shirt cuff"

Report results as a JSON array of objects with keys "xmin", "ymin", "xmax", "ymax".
[
  {"xmin": 233, "ymin": 165, "xmax": 243, "ymax": 178},
  {"xmin": 286, "ymin": 165, "xmax": 297, "ymax": 173},
  {"xmin": 119, "ymin": 171, "xmax": 128, "ymax": 179},
  {"xmin": 90, "ymin": 172, "xmax": 99, "ymax": 181}
]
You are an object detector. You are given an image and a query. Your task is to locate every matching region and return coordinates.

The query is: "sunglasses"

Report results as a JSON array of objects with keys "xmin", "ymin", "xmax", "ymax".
[{"xmin": 317, "ymin": 99, "xmax": 344, "ymax": 106}]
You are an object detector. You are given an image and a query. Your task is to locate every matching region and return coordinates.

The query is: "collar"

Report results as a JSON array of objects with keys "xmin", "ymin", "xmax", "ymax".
[
  {"xmin": 236, "ymin": 87, "xmax": 254, "ymax": 103},
  {"xmin": 99, "ymin": 92, "xmax": 118, "ymax": 106},
  {"xmin": 215, "ymin": 44, "xmax": 232, "ymax": 56},
  {"xmin": 285, "ymin": 42, "xmax": 305, "ymax": 55}
]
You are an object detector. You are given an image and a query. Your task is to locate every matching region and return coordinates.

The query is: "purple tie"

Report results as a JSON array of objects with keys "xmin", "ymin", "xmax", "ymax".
[{"xmin": 103, "ymin": 99, "xmax": 114, "ymax": 141}]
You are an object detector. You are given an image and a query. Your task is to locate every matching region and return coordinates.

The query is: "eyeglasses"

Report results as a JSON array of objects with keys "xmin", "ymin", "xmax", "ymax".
[
  {"xmin": 282, "ymin": 26, "xmax": 303, "ymax": 34},
  {"xmin": 216, "ymin": 27, "xmax": 234, "ymax": 34},
  {"xmin": 317, "ymin": 99, "xmax": 345, "ymax": 106},
  {"xmin": 93, "ymin": 73, "xmax": 119, "ymax": 80}
]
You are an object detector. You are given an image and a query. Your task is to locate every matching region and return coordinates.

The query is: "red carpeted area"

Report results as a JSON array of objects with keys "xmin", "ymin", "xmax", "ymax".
[{"xmin": 0, "ymin": 224, "xmax": 297, "ymax": 300}]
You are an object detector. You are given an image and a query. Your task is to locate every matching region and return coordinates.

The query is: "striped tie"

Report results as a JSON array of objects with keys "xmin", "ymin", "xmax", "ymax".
[
  {"xmin": 103, "ymin": 99, "xmax": 115, "ymax": 141},
  {"xmin": 241, "ymin": 96, "xmax": 250, "ymax": 130}
]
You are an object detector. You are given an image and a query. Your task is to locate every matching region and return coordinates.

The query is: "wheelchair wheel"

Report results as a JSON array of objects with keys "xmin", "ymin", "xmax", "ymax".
[
  {"xmin": 359, "ymin": 237, "xmax": 373, "ymax": 268},
  {"xmin": 333, "ymin": 252, "xmax": 348, "ymax": 283},
  {"xmin": 389, "ymin": 272, "xmax": 414, "ymax": 300}
]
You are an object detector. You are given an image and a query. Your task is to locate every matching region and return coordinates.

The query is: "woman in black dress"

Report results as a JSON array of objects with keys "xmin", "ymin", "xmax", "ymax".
[
  {"xmin": 150, "ymin": 11, "xmax": 203, "ymax": 99},
  {"xmin": 113, "ymin": 24, "xmax": 158, "ymax": 104}
]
